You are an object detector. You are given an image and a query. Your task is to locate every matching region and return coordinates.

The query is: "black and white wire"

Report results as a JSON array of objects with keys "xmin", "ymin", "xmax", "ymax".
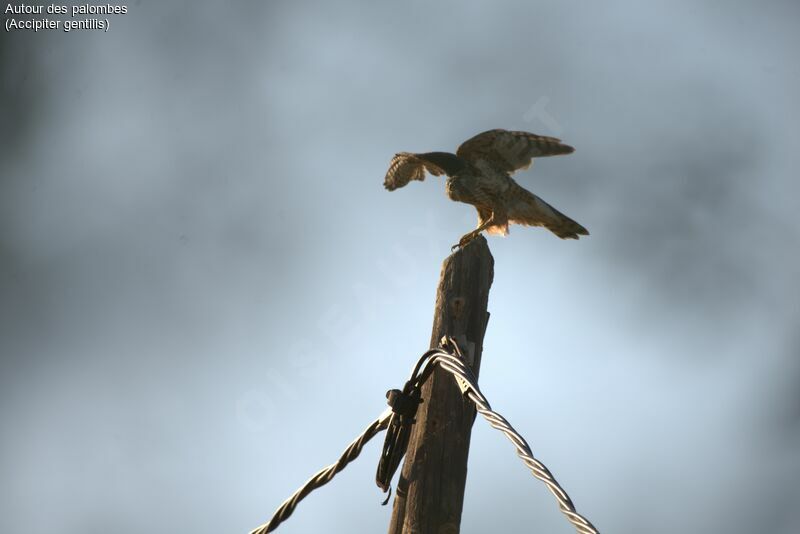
[
  {"xmin": 250, "ymin": 340, "xmax": 600, "ymax": 534},
  {"xmin": 430, "ymin": 338, "xmax": 600, "ymax": 534}
]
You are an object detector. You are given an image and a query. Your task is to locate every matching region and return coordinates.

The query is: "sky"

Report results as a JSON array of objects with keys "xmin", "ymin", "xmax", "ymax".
[{"xmin": 1, "ymin": 1, "xmax": 799, "ymax": 533}]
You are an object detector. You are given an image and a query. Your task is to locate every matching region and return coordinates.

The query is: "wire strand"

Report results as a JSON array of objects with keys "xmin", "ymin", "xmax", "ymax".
[
  {"xmin": 429, "ymin": 343, "xmax": 600, "ymax": 534},
  {"xmin": 249, "ymin": 408, "xmax": 392, "ymax": 534}
]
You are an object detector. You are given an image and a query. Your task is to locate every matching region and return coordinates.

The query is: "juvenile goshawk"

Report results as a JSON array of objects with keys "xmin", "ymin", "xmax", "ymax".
[{"xmin": 384, "ymin": 129, "xmax": 588, "ymax": 248}]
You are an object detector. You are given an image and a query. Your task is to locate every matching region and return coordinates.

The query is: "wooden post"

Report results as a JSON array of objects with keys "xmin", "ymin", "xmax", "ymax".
[{"xmin": 388, "ymin": 235, "xmax": 494, "ymax": 534}]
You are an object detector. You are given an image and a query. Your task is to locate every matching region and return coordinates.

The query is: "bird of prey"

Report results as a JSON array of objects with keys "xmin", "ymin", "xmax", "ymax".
[{"xmin": 384, "ymin": 129, "xmax": 588, "ymax": 249}]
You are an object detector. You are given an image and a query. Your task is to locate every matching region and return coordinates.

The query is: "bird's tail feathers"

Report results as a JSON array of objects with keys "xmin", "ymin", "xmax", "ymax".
[{"xmin": 509, "ymin": 187, "xmax": 589, "ymax": 239}]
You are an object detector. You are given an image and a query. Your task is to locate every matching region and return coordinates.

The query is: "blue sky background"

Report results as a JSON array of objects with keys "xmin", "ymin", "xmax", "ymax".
[{"xmin": 1, "ymin": 1, "xmax": 799, "ymax": 533}]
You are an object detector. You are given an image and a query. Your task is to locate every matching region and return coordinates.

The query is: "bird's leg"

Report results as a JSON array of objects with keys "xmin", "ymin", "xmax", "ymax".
[{"xmin": 452, "ymin": 216, "xmax": 494, "ymax": 251}]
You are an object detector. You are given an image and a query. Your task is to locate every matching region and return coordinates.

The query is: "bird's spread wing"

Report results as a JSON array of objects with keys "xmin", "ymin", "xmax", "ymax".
[
  {"xmin": 383, "ymin": 152, "xmax": 447, "ymax": 191},
  {"xmin": 456, "ymin": 129, "xmax": 574, "ymax": 174}
]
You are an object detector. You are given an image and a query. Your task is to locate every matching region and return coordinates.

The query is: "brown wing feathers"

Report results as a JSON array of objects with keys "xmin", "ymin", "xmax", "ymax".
[
  {"xmin": 383, "ymin": 151, "xmax": 465, "ymax": 191},
  {"xmin": 457, "ymin": 129, "xmax": 574, "ymax": 174}
]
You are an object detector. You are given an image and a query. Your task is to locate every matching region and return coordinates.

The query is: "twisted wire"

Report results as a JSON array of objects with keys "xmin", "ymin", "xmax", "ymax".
[
  {"xmin": 250, "ymin": 342, "xmax": 599, "ymax": 534},
  {"xmin": 428, "ymin": 344, "xmax": 600, "ymax": 534},
  {"xmin": 249, "ymin": 408, "xmax": 392, "ymax": 534}
]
